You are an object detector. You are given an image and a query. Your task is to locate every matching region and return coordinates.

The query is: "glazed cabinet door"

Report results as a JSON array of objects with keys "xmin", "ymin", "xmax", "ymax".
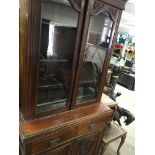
[
  {"xmin": 72, "ymin": 0, "xmax": 122, "ymax": 106},
  {"xmin": 73, "ymin": 131, "xmax": 103, "ymax": 155},
  {"xmin": 20, "ymin": 0, "xmax": 86, "ymax": 119},
  {"xmin": 37, "ymin": 0, "xmax": 83, "ymax": 114},
  {"xmin": 35, "ymin": 143, "xmax": 72, "ymax": 155}
]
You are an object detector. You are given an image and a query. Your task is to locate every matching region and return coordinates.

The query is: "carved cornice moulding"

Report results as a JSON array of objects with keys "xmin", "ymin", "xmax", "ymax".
[{"xmin": 92, "ymin": 1, "xmax": 117, "ymax": 21}]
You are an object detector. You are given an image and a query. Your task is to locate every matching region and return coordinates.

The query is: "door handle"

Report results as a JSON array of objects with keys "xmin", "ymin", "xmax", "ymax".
[
  {"xmin": 49, "ymin": 138, "xmax": 60, "ymax": 145},
  {"xmin": 89, "ymin": 123, "xmax": 97, "ymax": 130}
]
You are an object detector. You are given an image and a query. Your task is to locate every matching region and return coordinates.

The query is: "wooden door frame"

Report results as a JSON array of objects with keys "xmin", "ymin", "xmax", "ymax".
[
  {"xmin": 20, "ymin": 0, "xmax": 87, "ymax": 120},
  {"xmin": 70, "ymin": 0, "xmax": 122, "ymax": 109}
]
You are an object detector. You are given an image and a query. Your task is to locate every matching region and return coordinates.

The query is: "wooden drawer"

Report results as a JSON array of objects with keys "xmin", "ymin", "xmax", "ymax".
[
  {"xmin": 78, "ymin": 116, "xmax": 109, "ymax": 136},
  {"xmin": 31, "ymin": 127, "xmax": 77, "ymax": 154}
]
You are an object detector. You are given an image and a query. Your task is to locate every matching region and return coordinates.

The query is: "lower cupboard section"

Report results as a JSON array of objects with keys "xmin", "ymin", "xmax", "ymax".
[
  {"xmin": 20, "ymin": 105, "xmax": 113, "ymax": 155},
  {"xmin": 72, "ymin": 131, "xmax": 103, "ymax": 155},
  {"xmin": 21, "ymin": 131, "xmax": 104, "ymax": 155}
]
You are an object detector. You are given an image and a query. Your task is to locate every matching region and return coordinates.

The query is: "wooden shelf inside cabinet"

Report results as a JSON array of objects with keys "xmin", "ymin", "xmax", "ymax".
[
  {"xmin": 39, "ymin": 60, "xmax": 72, "ymax": 62},
  {"xmin": 79, "ymin": 80, "xmax": 97, "ymax": 85},
  {"xmin": 38, "ymin": 83, "xmax": 65, "ymax": 89},
  {"xmin": 36, "ymin": 100, "xmax": 67, "ymax": 114}
]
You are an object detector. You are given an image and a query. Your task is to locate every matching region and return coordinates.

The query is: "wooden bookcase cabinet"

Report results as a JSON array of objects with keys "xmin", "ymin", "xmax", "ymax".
[{"xmin": 20, "ymin": 0, "xmax": 127, "ymax": 155}]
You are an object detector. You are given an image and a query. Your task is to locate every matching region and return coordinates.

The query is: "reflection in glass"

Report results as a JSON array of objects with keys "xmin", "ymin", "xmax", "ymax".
[
  {"xmin": 37, "ymin": 0, "xmax": 79, "ymax": 112},
  {"xmin": 76, "ymin": 12, "xmax": 113, "ymax": 104}
]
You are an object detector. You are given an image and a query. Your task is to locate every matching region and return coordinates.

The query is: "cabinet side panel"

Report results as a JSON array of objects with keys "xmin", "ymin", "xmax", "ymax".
[
  {"xmin": 20, "ymin": 0, "xmax": 45, "ymax": 119},
  {"xmin": 26, "ymin": 0, "xmax": 42, "ymax": 119},
  {"xmin": 19, "ymin": 0, "xmax": 29, "ymax": 117},
  {"xmin": 20, "ymin": 0, "xmax": 42, "ymax": 119}
]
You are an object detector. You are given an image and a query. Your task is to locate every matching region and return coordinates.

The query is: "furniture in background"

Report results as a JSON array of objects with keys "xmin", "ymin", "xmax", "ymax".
[
  {"xmin": 117, "ymin": 58, "xmax": 135, "ymax": 91},
  {"xmin": 125, "ymin": 51, "xmax": 135, "ymax": 61},
  {"xmin": 101, "ymin": 93, "xmax": 117, "ymax": 121},
  {"xmin": 104, "ymin": 73, "xmax": 119, "ymax": 97},
  {"xmin": 105, "ymin": 63, "xmax": 135, "ymax": 91},
  {"xmin": 117, "ymin": 73, "xmax": 135, "ymax": 90},
  {"xmin": 99, "ymin": 121, "xmax": 127, "ymax": 155},
  {"xmin": 100, "ymin": 94, "xmax": 127, "ymax": 155},
  {"xmin": 19, "ymin": 0, "xmax": 127, "ymax": 154}
]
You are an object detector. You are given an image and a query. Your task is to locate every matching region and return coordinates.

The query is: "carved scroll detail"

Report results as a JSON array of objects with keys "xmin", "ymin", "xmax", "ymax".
[
  {"xmin": 92, "ymin": 1, "xmax": 105, "ymax": 15},
  {"xmin": 92, "ymin": 1, "xmax": 117, "ymax": 21},
  {"xmin": 108, "ymin": 7, "xmax": 117, "ymax": 21},
  {"xmin": 69, "ymin": 0, "xmax": 81, "ymax": 12}
]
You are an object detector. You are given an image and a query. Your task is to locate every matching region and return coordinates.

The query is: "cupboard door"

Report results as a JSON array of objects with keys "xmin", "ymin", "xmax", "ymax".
[
  {"xmin": 73, "ymin": 131, "xmax": 103, "ymax": 155},
  {"xmin": 37, "ymin": 0, "xmax": 83, "ymax": 113},
  {"xmin": 22, "ymin": 0, "xmax": 85, "ymax": 118},
  {"xmin": 35, "ymin": 143, "xmax": 72, "ymax": 155},
  {"xmin": 73, "ymin": 0, "xmax": 120, "ymax": 105}
]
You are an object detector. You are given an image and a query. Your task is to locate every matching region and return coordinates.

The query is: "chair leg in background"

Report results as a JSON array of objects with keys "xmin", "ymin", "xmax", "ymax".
[
  {"xmin": 117, "ymin": 134, "xmax": 126, "ymax": 155},
  {"xmin": 99, "ymin": 142, "xmax": 108, "ymax": 155}
]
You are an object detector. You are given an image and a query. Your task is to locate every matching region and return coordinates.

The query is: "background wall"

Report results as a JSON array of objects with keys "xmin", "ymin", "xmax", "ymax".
[
  {"xmin": 42, "ymin": 2, "xmax": 78, "ymax": 27},
  {"xmin": 118, "ymin": 0, "xmax": 135, "ymax": 36}
]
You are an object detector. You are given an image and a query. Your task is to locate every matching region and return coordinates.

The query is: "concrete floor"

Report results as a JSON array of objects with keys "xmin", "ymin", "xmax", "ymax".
[{"xmin": 103, "ymin": 84, "xmax": 135, "ymax": 155}]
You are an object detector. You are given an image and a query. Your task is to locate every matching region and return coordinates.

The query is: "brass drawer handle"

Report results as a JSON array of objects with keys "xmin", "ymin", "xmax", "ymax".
[
  {"xmin": 49, "ymin": 138, "xmax": 60, "ymax": 145},
  {"xmin": 89, "ymin": 123, "xmax": 97, "ymax": 130}
]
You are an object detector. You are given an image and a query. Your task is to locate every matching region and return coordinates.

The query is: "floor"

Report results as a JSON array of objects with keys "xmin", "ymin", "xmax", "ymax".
[{"xmin": 102, "ymin": 84, "xmax": 135, "ymax": 155}]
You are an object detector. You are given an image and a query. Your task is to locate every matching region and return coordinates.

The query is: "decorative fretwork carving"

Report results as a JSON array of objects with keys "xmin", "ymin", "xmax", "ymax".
[
  {"xmin": 107, "ymin": 7, "xmax": 117, "ymax": 21},
  {"xmin": 92, "ymin": 1, "xmax": 105, "ymax": 15},
  {"xmin": 69, "ymin": 0, "xmax": 81, "ymax": 12},
  {"xmin": 79, "ymin": 138, "xmax": 93, "ymax": 155},
  {"xmin": 92, "ymin": 1, "xmax": 117, "ymax": 21}
]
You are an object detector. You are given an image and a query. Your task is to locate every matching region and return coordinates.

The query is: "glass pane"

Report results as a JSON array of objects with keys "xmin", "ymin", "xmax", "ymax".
[
  {"xmin": 76, "ymin": 12, "xmax": 113, "ymax": 104},
  {"xmin": 37, "ymin": 0, "xmax": 79, "ymax": 112}
]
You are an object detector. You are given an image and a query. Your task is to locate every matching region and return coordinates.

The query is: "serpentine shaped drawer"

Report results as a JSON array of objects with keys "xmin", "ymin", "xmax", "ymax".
[{"xmin": 78, "ymin": 115, "xmax": 111, "ymax": 136}]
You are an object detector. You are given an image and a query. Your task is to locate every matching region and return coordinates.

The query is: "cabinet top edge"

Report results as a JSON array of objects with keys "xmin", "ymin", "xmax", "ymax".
[
  {"xmin": 99, "ymin": 0, "xmax": 127, "ymax": 10},
  {"xmin": 20, "ymin": 103, "xmax": 112, "ymax": 141}
]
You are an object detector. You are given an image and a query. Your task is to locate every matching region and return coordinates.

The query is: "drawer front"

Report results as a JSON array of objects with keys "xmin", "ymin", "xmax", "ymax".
[
  {"xmin": 78, "ymin": 115, "xmax": 110, "ymax": 136},
  {"xmin": 31, "ymin": 128, "xmax": 77, "ymax": 154}
]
